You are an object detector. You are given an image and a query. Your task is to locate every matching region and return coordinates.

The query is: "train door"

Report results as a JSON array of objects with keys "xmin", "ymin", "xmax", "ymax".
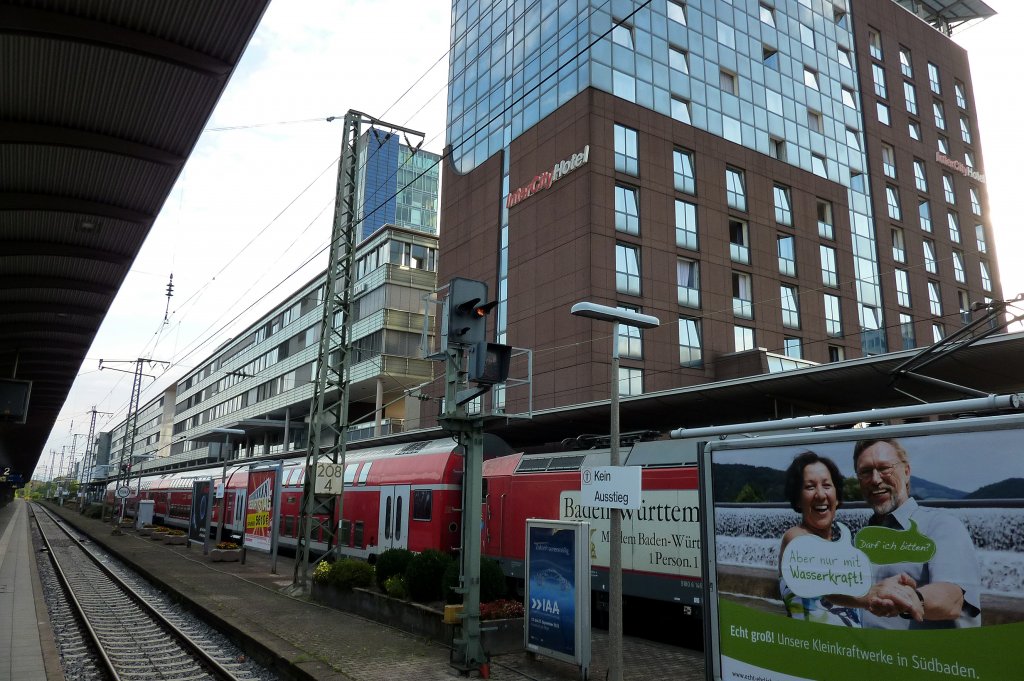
[
  {"xmin": 378, "ymin": 485, "xmax": 411, "ymax": 551},
  {"xmin": 234, "ymin": 490, "xmax": 246, "ymax": 532}
]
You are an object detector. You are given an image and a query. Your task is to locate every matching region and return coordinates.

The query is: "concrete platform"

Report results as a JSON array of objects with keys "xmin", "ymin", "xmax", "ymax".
[
  {"xmin": 0, "ymin": 500, "xmax": 62, "ymax": 681},
  {"xmin": 41, "ymin": 502, "xmax": 706, "ymax": 680}
]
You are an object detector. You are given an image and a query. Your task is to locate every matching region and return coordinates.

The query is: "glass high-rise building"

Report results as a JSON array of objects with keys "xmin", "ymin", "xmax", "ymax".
[
  {"xmin": 441, "ymin": 0, "xmax": 1001, "ymax": 414},
  {"xmin": 356, "ymin": 126, "xmax": 441, "ymax": 242}
]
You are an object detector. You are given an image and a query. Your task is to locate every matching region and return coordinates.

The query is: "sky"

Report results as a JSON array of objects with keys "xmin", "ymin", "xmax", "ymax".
[{"xmin": 34, "ymin": 0, "xmax": 1024, "ymax": 479}]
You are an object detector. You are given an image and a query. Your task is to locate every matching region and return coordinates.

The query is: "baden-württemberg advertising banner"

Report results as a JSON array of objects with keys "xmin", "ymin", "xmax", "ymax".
[
  {"xmin": 705, "ymin": 417, "xmax": 1024, "ymax": 681},
  {"xmin": 244, "ymin": 468, "xmax": 276, "ymax": 553}
]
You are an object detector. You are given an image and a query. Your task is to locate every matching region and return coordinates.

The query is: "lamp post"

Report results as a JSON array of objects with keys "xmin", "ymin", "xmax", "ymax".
[
  {"xmin": 210, "ymin": 428, "xmax": 245, "ymax": 542},
  {"xmin": 570, "ymin": 302, "xmax": 660, "ymax": 681}
]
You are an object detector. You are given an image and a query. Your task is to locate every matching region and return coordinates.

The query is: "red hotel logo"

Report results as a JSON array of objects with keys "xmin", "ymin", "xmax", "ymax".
[
  {"xmin": 935, "ymin": 151, "xmax": 986, "ymax": 184},
  {"xmin": 506, "ymin": 145, "xmax": 590, "ymax": 208}
]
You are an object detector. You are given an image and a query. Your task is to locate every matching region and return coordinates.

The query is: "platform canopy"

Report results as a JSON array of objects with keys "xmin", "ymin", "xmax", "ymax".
[{"xmin": 0, "ymin": 1, "xmax": 271, "ymax": 486}]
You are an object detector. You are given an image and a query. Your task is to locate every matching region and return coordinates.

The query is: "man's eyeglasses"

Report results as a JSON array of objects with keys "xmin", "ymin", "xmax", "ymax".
[{"xmin": 855, "ymin": 463, "xmax": 904, "ymax": 481}]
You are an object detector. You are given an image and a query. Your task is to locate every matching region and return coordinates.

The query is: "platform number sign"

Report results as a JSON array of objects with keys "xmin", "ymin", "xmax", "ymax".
[{"xmin": 314, "ymin": 461, "xmax": 344, "ymax": 494}]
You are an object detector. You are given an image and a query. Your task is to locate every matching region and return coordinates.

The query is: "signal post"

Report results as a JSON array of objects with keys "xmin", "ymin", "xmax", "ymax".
[{"xmin": 436, "ymin": 278, "xmax": 511, "ymax": 675}]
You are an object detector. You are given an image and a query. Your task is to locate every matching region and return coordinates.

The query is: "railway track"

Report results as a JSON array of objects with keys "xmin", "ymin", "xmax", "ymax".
[{"xmin": 31, "ymin": 504, "xmax": 272, "ymax": 681}]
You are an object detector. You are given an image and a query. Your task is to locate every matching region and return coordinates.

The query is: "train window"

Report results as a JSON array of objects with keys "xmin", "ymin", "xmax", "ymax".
[
  {"xmin": 384, "ymin": 497, "xmax": 392, "ymax": 539},
  {"xmin": 358, "ymin": 462, "xmax": 372, "ymax": 485},
  {"xmin": 395, "ymin": 496, "xmax": 403, "ymax": 540},
  {"xmin": 340, "ymin": 519, "xmax": 351, "ymax": 544},
  {"xmin": 412, "ymin": 490, "xmax": 432, "ymax": 521},
  {"xmin": 354, "ymin": 521, "xmax": 364, "ymax": 548},
  {"xmin": 344, "ymin": 464, "xmax": 358, "ymax": 486}
]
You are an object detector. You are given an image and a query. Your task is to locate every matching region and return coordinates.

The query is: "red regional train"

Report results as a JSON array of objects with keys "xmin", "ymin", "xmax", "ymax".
[{"xmin": 108, "ymin": 434, "xmax": 702, "ymax": 609}]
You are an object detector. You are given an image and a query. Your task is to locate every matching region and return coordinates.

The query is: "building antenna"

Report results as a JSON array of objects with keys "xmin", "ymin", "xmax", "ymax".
[{"xmin": 163, "ymin": 273, "xmax": 174, "ymax": 323}]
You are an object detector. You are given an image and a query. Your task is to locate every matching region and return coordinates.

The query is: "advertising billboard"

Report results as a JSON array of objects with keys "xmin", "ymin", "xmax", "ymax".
[
  {"xmin": 244, "ymin": 467, "xmax": 277, "ymax": 553},
  {"xmin": 524, "ymin": 519, "xmax": 591, "ymax": 677},
  {"xmin": 701, "ymin": 414, "xmax": 1024, "ymax": 681},
  {"xmin": 189, "ymin": 479, "xmax": 212, "ymax": 545}
]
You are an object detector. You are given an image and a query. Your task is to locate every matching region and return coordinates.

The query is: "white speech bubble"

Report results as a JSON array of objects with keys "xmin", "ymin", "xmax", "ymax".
[{"xmin": 780, "ymin": 522, "xmax": 871, "ymax": 599}]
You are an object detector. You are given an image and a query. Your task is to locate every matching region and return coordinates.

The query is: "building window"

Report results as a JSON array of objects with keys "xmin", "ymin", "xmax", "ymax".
[
  {"xmin": 871, "ymin": 63, "xmax": 887, "ymax": 98},
  {"xmin": 671, "ymin": 97, "xmax": 691, "ymax": 124},
  {"xmin": 955, "ymin": 81, "xmax": 967, "ymax": 109},
  {"xmin": 668, "ymin": 1, "xmax": 687, "ymax": 25},
  {"xmin": 881, "ymin": 143, "xmax": 896, "ymax": 178},
  {"xmin": 932, "ymin": 323, "xmax": 945, "ymax": 343},
  {"xmin": 817, "ymin": 200, "xmax": 834, "ymax": 240},
  {"xmin": 947, "ymin": 211, "xmax": 960, "ymax": 243},
  {"xmin": 877, "ymin": 102, "xmax": 891, "ymax": 126},
  {"xmin": 614, "ymin": 185, "xmax": 639, "ymax": 235},
  {"xmin": 675, "ymin": 199, "xmax": 698, "ymax": 250},
  {"xmin": 778, "ymin": 235, "xmax": 796, "ymax": 277},
  {"xmin": 937, "ymin": 135, "xmax": 950, "ymax": 155},
  {"xmin": 892, "ymin": 227, "xmax": 906, "ymax": 263},
  {"xmin": 918, "ymin": 199, "xmax": 932, "ymax": 232},
  {"xmin": 980, "ymin": 261, "xmax": 992, "ymax": 291},
  {"xmin": 811, "ymin": 154, "xmax": 828, "ymax": 178},
  {"xmin": 732, "ymin": 272, "xmax": 753, "ymax": 319},
  {"xmin": 903, "ymin": 81, "xmax": 918, "ymax": 115},
  {"xmin": 669, "ymin": 46, "xmax": 689, "ymax": 74},
  {"xmin": 846, "ymin": 128, "xmax": 861, "ymax": 152},
  {"xmin": 913, "ymin": 159, "xmax": 927, "ymax": 192},
  {"xmin": 899, "ymin": 46, "xmax": 913, "ymax": 77},
  {"xmin": 759, "ymin": 3, "xmax": 775, "ymax": 28},
  {"xmin": 618, "ymin": 367, "xmax": 642, "ymax": 396},
  {"xmin": 673, "ymin": 149, "xmax": 696, "ymax": 195},
  {"xmin": 896, "ymin": 269, "xmax": 911, "ymax": 307},
  {"xmin": 969, "ymin": 187, "xmax": 982, "ymax": 216},
  {"xmin": 734, "ymin": 325, "xmax": 755, "ymax": 352},
  {"xmin": 770, "ymin": 137, "xmax": 786, "ymax": 161},
  {"xmin": 678, "ymin": 317, "xmax": 702, "ymax": 367},
  {"xmin": 617, "ymin": 306, "xmax": 643, "ymax": 359},
  {"xmin": 612, "ymin": 21, "xmax": 634, "ymax": 48},
  {"xmin": 828, "ymin": 345, "xmax": 846, "ymax": 363},
  {"xmin": 900, "ymin": 313, "xmax": 916, "ymax": 349},
  {"xmin": 960, "ymin": 116, "xmax": 972, "ymax": 144},
  {"xmin": 824, "ymin": 294, "xmax": 842, "ymax": 336},
  {"xmin": 942, "ymin": 173, "xmax": 956, "ymax": 204},
  {"xmin": 868, "ymin": 28, "xmax": 883, "ymax": 60},
  {"xmin": 805, "ymin": 67, "xmax": 820, "ymax": 90},
  {"xmin": 720, "ymin": 69, "xmax": 737, "ymax": 95},
  {"xmin": 908, "ymin": 120, "xmax": 921, "ymax": 141},
  {"xmin": 615, "ymin": 244, "xmax": 641, "ymax": 295},
  {"xmin": 838, "ymin": 46, "xmax": 853, "ymax": 69},
  {"xmin": 773, "ymin": 185, "xmax": 792, "ymax": 225},
  {"xmin": 933, "ymin": 101, "xmax": 945, "ymax": 130},
  {"xmin": 781, "ymin": 285, "xmax": 800, "ymax": 328},
  {"xmin": 842, "ymin": 88, "xmax": 857, "ymax": 109},
  {"xmin": 799, "ymin": 23, "xmax": 814, "ymax": 48},
  {"xmin": 834, "ymin": 6, "xmax": 848, "ymax": 29},
  {"xmin": 886, "ymin": 185, "xmax": 902, "ymax": 221},
  {"xmin": 808, "ymin": 109, "xmax": 824, "ymax": 133},
  {"xmin": 923, "ymin": 240, "xmax": 937, "ymax": 274},
  {"xmin": 718, "ymin": 19, "xmax": 735, "ymax": 48},
  {"xmin": 952, "ymin": 250, "xmax": 966, "ymax": 283},
  {"xmin": 820, "ymin": 245, "xmax": 837, "ymax": 287},
  {"xmin": 726, "ymin": 167, "xmax": 746, "ymax": 211},
  {"xmin": 729, "ymin": 219, "xmax": 749, "ymax": 264},
  {"xmin": 677, "ymin": 258, "xmax": 700, "ymax": 308},
  {"xmin": 614, "ymin": 124, "xmax": 638, "ymax": 176},
  {"xmin": 976, "ymin": 224, "xmax": 988, "ymax": 253},
  {"xmin": 927, "ymin": 62, "xmax": 940, "ymax": 94},
  {"xmin": 783, "ymin": 337, "xmax": 803, "ymax": 359},
  {"xmin": 763, "ymin": 46, "xmax": 779, "ymax": 71},
  {"xmin": 965, "ymin": 151, "xmax": 976, "ymax": 170},
  {"xmin": 958, "ymin": 289, "xmax": 971, "ymax": 324}
]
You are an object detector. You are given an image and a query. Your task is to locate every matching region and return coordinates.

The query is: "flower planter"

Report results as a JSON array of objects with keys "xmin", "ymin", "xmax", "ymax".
[
  {"xmin": 138, "ymin": 528, "xmax": 153, "ymax": 537},
  {"xmin": 150, "ymin": 532, "xmax": 168, "ymax": 541},
  {"xmin": 163, "ymin": 534, "xmax": 187, "ymax": 545},
  {"xmin": 210, "ymin": 548, "xmax": 241, "ymax": 562}
]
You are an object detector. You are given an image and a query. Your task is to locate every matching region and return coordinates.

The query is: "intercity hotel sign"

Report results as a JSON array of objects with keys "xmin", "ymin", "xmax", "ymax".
[
  {"xmin": 936, "ymin": 151, "xmax": 986, "ymax": 184},
  {"xmin": 506, "ymin": 145, "xmax": 590, "ymax": 208}
]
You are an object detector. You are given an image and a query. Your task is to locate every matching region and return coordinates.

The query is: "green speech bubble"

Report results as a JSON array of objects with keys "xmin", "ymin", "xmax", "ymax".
[{"xmin": 854, "ymin": 520, "xmax": 936, "ymax": 565}]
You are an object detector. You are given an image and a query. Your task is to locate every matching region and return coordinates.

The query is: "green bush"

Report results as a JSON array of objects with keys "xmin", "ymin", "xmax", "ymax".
[
  {"xmin": 311, "ymin": 560, "xmax": 333, "ymax": 585},
  {"xmin": 82, "ymin": 503, "xmax": 104, "ymax": 519},
  {"xmin": 441, "ymin": 557, "xmax": 508, "ymax": 604},
  {"xmin": 384, "ymin": 574, "xmax": 408, "ymax": 599},
  {"xmin": 405, "ymin": 549, "xmax": 454, "ymax": 603},
  {"xmin": 374, "ymin": 548, "xmax": 414, "ymax": 591},
  {"xmin": 328, "ymin": 559, "xmax": 375, "ymax": 591}
]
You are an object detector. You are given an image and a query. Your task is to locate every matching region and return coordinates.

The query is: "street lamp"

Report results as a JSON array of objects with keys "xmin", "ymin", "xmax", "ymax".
[{"xmin": 570, "ymin": 302, "xmax": 660, "ymax": 681}]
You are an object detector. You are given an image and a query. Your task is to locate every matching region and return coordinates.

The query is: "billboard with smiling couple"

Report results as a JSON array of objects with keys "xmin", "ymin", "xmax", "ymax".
[{"xmin": 700, "ymin": 414, "xmax": 1024, "ymax": 681}]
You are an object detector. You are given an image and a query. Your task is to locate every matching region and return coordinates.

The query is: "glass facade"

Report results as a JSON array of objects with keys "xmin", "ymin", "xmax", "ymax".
[
  {"xmin": 448, "ymin": 0, "xmax": 885, "ymax": 353},
  {"xmin": 356, "ymin": 127, "xmax": 440, "ymax": 242}
]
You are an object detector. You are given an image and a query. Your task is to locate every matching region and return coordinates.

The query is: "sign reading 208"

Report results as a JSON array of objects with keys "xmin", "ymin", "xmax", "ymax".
[{"xmin": 314, "ymin": 462, "xmax": 345, "ymax": 494}]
